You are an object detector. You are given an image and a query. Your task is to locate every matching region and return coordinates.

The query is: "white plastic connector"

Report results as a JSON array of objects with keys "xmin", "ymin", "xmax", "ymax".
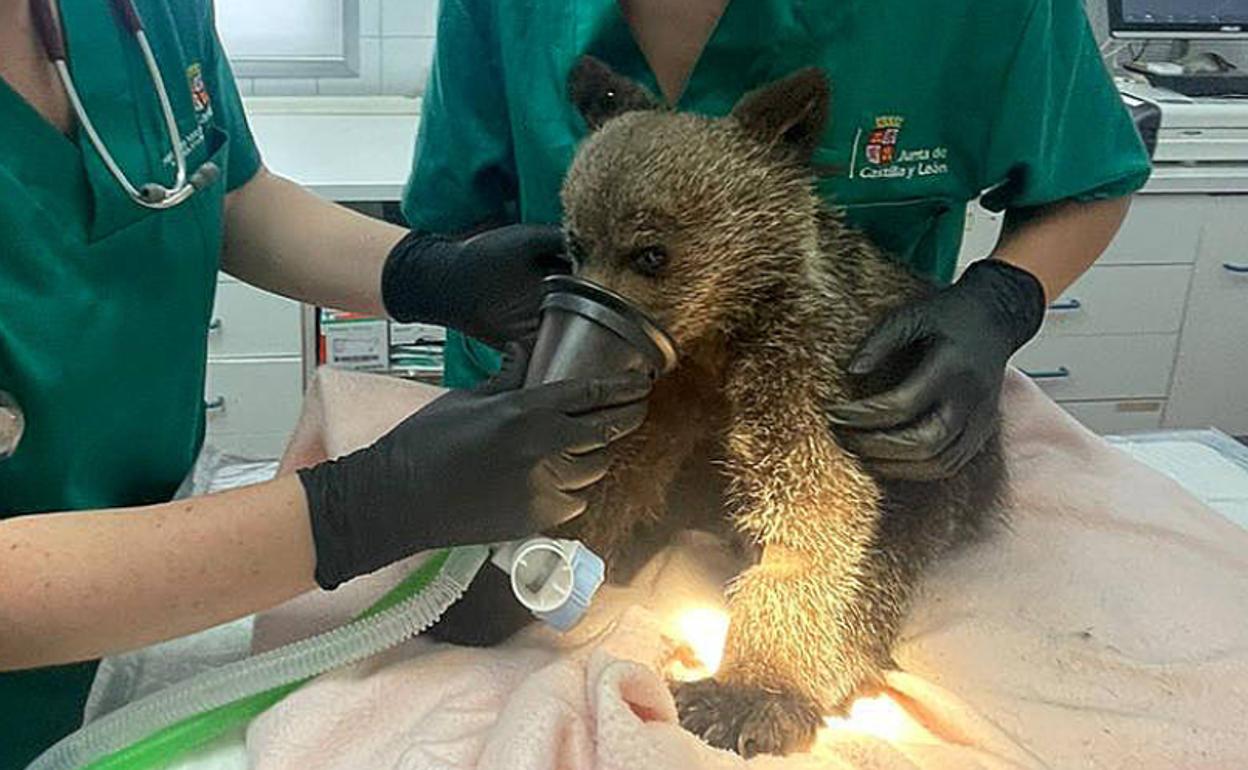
[{"xmin": 491, "ymin": 537, "xmax": 605, "ymax": 632}]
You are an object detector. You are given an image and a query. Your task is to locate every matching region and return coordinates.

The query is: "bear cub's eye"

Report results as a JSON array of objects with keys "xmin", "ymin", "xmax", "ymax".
[{"xmin": 631, "ymin": 245, "xmax": 668, "ymax": 276}]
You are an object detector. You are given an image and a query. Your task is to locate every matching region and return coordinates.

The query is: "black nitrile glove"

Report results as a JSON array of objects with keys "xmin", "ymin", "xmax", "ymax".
[
  {"xmin": 298, "ymin": 355, "xmax": 651, "ymax": 589},
  {"xmin": 381, "ymin": 225, "xmax": 570, "ymax": 348},
  {"xmin": 830, "ymin": 259, "xmax": 1046, "ymax": 482}
]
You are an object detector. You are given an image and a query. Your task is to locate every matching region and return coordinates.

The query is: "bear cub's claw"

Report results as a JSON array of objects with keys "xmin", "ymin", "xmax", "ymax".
[{"xmin": 671, "ymin": 678, "xmax": 821, "ymax": 758}]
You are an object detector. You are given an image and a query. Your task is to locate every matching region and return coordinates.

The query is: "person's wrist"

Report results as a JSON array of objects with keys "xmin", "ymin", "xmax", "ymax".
[
  {"xmin": 380, "ymin": 231, "xmax": 462, "ymax": 324},
  {"xmin": 296, "ymin": 462, "xmax": 353, "ymax": 590},
  {"xmin": 960, "ymin": 258, "xmax": 1047, "ymax": 354},
  {"xmin": 297, "ymin": 450, "xmax": 393, "ymax": 591}
]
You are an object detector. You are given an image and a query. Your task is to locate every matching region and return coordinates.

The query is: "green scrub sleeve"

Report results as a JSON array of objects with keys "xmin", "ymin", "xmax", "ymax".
[
  {"xmin": 401, "ymin": 0, "xmax": 515, "ymax": 233},
  {"xmin": 203, "ymin": 0, "xmax": 262, "ymax": 192},
  {"xmin": 980, "ymin": 0, "xmax": 1151, "ymax": 213}
]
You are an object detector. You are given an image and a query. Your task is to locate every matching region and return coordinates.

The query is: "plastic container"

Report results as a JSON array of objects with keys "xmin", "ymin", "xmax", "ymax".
[{"xmin": 525, "ymin": 275, "xmax": 678, "ymax": 386}]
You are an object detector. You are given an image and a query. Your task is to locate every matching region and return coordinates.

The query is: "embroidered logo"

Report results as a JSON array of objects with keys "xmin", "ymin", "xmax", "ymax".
[
  {"xmin": 160, "ymin": 64, "xmax": 212, "ymax": 169},
  {"xmin": 865, "ymin": 115, "xmax": 903, "ymax": 166},
  {"xmin": 851, "ymin": 115, "xmax": 950, "ymax": 182},
  {"xmin": 187, "ymin": 63, "xmax": 211, "ymax": 114}
]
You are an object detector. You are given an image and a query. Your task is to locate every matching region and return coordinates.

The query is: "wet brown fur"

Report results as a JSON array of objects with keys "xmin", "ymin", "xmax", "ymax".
[{"xmin": 429, "ymin": 58, "xmax": 1007, "ymax": 758}]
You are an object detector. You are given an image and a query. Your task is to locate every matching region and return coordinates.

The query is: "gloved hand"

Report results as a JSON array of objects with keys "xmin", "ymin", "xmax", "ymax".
[
  {"xmin": 829, "ymin": 259, "xmax": 1046, "ymax": 482},
  {"xmin": 297, "ymin": 353, "xmax": 651, "ymax": 589},
  {"xmin": 381, "ymin": 225, "xmax": 570, "ymax": 348}
]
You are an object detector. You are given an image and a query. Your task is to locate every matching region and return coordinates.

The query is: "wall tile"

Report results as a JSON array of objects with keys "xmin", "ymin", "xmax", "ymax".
[
  {"xmin": 252, "ymin": 77, "xmax": 319, "ymax": 96},
  {"xmin": 380, "ymin": 36, "xmax": 434, "ymax": 96},
  {"xmin": 381, "ymin": 0, "xmax": 435, "ymax": 37},
  {"xmin": 360, "ymin": 0, "xmax": 381, "ymax": 36},
  {"xmin": 317, "ymin": 36, "xmax": 382, "ymax": 95}
]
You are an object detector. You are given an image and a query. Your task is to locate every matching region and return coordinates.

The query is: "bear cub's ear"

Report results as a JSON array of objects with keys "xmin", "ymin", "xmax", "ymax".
[
  {"xmin": 568, "ymin": 55, "xmax": 661, "ymax": 131},
  {"xmin": 731, "ymin": 68, "xmax": 830, "ymax": 161}
]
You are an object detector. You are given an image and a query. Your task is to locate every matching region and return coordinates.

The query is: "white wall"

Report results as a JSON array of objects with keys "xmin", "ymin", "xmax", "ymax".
[
  {"xmin": 230, "ymin": 0, "xmax": 1248, "ymax": 97},
  {"xmin": 232, "ymin": 0, "xmax": 438, "ymax": 97}
]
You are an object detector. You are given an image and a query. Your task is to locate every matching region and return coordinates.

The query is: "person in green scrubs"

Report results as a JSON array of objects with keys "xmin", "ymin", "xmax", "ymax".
[
  {"xmin": 0, "ymin": 0, "xmax": 650, "ymax": 764},
  {"xmin": 399, "ymin": 0, "xmax": 1151, "ymax": 479}
]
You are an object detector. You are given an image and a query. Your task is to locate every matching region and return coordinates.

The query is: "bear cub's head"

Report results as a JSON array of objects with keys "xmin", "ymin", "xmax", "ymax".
[{"xmin": 562, "ymin": 57, "xmax": 832, "ymax": 351}]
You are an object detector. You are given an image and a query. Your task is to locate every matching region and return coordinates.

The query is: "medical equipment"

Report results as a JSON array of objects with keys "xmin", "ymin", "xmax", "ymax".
[
  {"xmin": 526, "ymin": 275, "xmax": 679, "ymax": 384},
  {"xmin": 30, "ymin": 547, "xmax": 487, "ymax": 770},
  {"xmin": 31, "ymin": 276, "xmax": 679, "ymax": 770},
  {"xmin": 1117, "ymin": 79, "xmax": 1248, "ymax": 163},
  {"xmin": 1108, "ymin": 0, "xmax": 1248, "ymax": 39},
  {"xmin": 0, "ymin": 390, "xmax": 23, "ymax": 461},
  {"xmin": 31, "ymin": 541, "xmax": 607, "ymax": 770},
  {"xmin": 29, "ymin": 0, "xmax": 220, "ymax": 209}
]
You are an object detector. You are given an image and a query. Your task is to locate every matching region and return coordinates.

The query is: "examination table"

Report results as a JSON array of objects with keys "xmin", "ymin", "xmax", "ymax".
[{"xmin": 81, "ymin": 368, "xmax": 1248, "ymax": 770}]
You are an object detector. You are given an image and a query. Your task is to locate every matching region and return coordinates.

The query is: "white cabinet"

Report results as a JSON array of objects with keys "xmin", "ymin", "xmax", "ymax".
[
  {"xmin": 957, "ymin": 194, "xmax": 1242, "ymax": 436},
  {"xmin": 1096, "ymin": 195, "xmax": 1205, "ymax": 266},
  {"xmin": 204, "ymin": 276, "xmax": 305, "ymax": 458},
  {"xmin": 1035, "ymin": 265, "xmax": 1190, "ymax": 337},
  {"xmin": 1164, "ymin": 196, "xmax": 1248, "ymax": 435},
  {"xmin": 1059, "ymin": 400, "xmax": 1165, "ymax": 433},
  {"xmin": 1013, "ymin": 334, "xmax": 1179, "ymax": 401},
  {"xmin": 204, "ymin": 358, "xmax": 305, "ymax": 455},
  {"xmin": 208, "ymin": 281, "xmax": 304, "ymax": 359}
]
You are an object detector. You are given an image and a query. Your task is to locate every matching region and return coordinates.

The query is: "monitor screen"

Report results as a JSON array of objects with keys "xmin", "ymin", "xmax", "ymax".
[{"xmin": 1110, "ymin": 0, "xmax": 1248, "ymax": 36}]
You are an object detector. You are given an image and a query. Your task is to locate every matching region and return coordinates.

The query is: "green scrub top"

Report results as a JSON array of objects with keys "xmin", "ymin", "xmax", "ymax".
[
  {"xmin": 0, "ymin": 0, "xmax": 260, "ymax": 764},
  {"xmin": 402, "ymin": 0, "xmax": 1151, "ymax": 388}
]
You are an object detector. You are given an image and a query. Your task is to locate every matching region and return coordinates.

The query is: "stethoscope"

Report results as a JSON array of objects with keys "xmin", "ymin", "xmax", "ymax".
[
  {"xmin": 29, "ymin": 0, "xmax": 219, "ymax": 210},
  {"xmin": 1, "ymin": 0, "xmax": 223, "ymax": 462}
]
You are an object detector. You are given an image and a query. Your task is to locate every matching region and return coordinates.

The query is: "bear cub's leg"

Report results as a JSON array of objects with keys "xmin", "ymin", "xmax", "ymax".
[{"xmin": 672, "ymin": 376, "xmax": 893, "ymax": 757}]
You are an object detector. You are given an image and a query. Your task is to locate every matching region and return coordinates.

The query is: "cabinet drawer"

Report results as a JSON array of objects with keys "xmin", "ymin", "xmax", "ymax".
[
  {"xmin": 204, "ymin": 359, "xmax": 303, "ymax": 443},
  {"xmin": 1058, "ymin": 399, "xmax": 1165, "ymax": 435},
  {"xmin": 208, "ymin": 283, "xmax": 303, "ymax": 359},
  {"xmin": 1012, "ymin": 334, "xmax": 1178, "ymax": 400},
  {"xmin": 1099, "ymin": 196, "xmax": 1204, "ymax": 266},
  {"xmin": 1041, "ymin": 264, "xmax": 1191, "ymax": 337},
  {"xmin": 1165, "ymin": 197, "xmax": 1248, "ymax": 435}
]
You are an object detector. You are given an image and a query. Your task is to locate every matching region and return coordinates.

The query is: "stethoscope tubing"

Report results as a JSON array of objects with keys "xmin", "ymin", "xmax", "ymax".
[{"xmin": 28, "ymin": 0, "xmax": 216, "ymax": 210}]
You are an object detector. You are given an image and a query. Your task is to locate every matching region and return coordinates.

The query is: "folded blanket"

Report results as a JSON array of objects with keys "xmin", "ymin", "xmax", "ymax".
[{"xmin": 247, "ymin": 368, "xmax": 1248, "ymax": 770}]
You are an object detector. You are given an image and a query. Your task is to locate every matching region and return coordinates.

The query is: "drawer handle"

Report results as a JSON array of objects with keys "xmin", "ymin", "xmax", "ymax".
[
  {"xmin": 204, "ymin": 396, "xmax": 226, "ymax": 412},
  {"xmin": 1022, "ymin": 366, "xmax": 1071, "ymax": 380},
  {"xmin": 208, "ymin": 319, "xmax": 222, "ymax": 332},
  {"xmin": 1223, "ymin": 262, "xmax": 1248, "ymax": 274},
  {"xmin": 1047, "ymin": 298, "xmax": 1082, "ymax": 312}
]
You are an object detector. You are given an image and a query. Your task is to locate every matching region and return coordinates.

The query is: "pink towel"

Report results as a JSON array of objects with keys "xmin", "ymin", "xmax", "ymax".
[{"xmin": 247, "ymin": 368, "xmax": 1248, "ymax": 770}]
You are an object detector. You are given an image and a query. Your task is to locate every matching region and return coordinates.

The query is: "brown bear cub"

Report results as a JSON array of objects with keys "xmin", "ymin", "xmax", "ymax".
[{"xmin": 428, "ymin": 57, "xmax": 1007, "ymax": 757}]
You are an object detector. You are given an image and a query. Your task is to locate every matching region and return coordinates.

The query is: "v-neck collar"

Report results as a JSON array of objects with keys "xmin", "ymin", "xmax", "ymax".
[
  {"xmin": 0, "ymin": 0, "xmax": 159, "ymax": 237},
  {"xmin": 578, "ymin": 0, "xmax": 744, "ymax": 111},
  {"xmin": 575, "ymin": 0, "xmax": 848, "ymax": 116},
  {"xmin": 0, "ymin": 71, "xmax": 79, "ymax": 157},
  {"xmin": 614, "ymin": 1, "xmax": 730, "ymax": 107},
  {"xmin": 0, "ymin": 68, "xmax": 92, "ymax": 227}
]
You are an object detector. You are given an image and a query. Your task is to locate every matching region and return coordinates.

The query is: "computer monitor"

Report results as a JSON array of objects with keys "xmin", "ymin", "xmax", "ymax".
[{"xmin": 1109, "ymin": 0, "xmax": 1248, "ymax": 38}]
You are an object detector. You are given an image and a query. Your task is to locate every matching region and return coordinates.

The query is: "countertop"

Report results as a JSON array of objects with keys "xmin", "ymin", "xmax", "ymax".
[
  {"xmin": 242, "ymin": 95, "xmax": 1248, "ymax": 201},
  {"xmin": 243, "ymin": 96, "xmax": 420, "ymax": 202}
]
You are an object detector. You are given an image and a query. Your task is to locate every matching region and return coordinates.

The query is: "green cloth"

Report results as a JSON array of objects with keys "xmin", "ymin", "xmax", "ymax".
[
  {"xmin": 402, "ymin": 0, "xmax": 1151, "ymax": 388},
  {"xmin": 0, "ymin": 0, "xmax": 260, "ymax": 764}
]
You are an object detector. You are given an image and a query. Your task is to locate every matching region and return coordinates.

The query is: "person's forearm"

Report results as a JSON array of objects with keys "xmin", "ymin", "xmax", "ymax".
[
  {"xmin": 0, "ymin": 476, "xmax": 317, "ymax": 670},
  {"xmin": 222, "ymin": 167, "xmax": 407, "ymax": 316},
  {"xmin": 993, "ymin": 196, "xmax": 1132, "ymax": 302}
]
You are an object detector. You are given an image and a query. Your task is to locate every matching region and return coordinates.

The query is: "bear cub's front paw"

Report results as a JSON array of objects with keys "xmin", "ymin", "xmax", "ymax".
[{"xmin": 671, "ymin": 678, "xmax": 821, "ymax": 757}]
